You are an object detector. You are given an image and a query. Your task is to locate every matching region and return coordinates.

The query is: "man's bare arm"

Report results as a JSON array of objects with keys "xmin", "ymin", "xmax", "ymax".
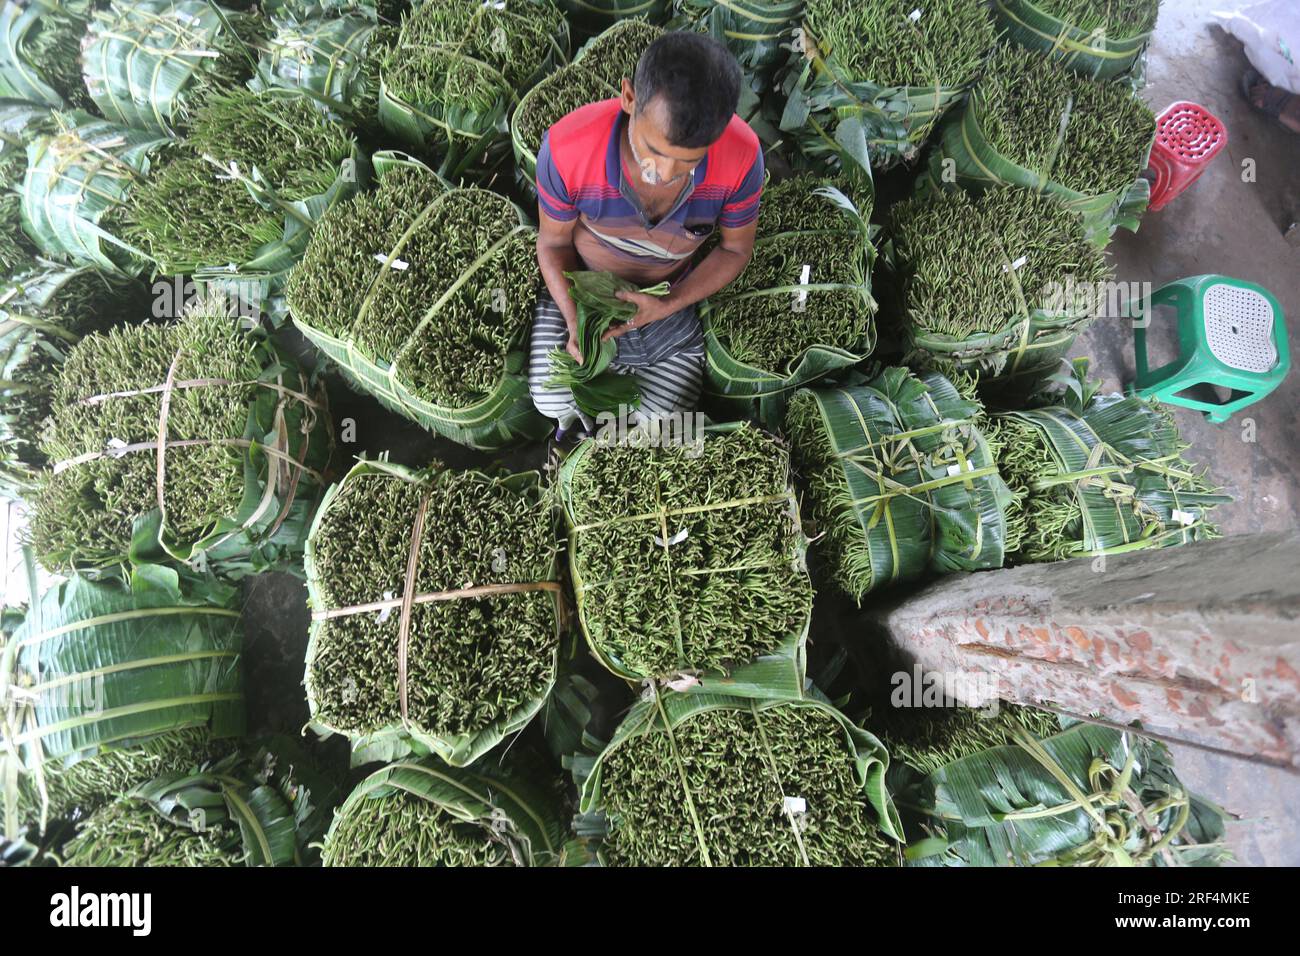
[
  {"xmin": 607, "ymin": 221, "xmax": 758, "ymax": 338},
  {"xmin": 536, "ymin": 206, "xmax": 585, "ymax": 361}
]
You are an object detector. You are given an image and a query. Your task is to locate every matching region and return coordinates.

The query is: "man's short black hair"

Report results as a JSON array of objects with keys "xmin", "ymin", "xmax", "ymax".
[{"xmin": 633, "ymin": 33, "xmax": 742, "ymax": 149}]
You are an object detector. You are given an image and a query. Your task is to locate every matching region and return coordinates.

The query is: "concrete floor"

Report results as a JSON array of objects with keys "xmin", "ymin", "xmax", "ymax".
[
  {"xmin": 243, "ymin": 0, "xmax": 1300, "ymax": 866},
  {"xmin": 1072, "ymin": 0, "xmax": 1300, "ymax": 866}
]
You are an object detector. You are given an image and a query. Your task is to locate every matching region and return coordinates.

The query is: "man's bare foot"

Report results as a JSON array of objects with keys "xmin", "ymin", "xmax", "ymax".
[{"xmin": 1244, "ymin": 69, "xmax": 1300, "ymax": 134}]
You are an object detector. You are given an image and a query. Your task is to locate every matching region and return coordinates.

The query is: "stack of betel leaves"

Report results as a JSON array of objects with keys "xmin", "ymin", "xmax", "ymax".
[
  {"xmin": 250, "ymin": 5, "xmax": 391, "ymax": 127},
  {"xmin": 27, "ymin": 293, "xmax": 334, "ymax": 576},
  {"xmin": 0, "ymin": 266, "xmax": 149, "ymax": 499},
  {"xmin": 988, "ymin": 368, "xmax": 1227, "ymax": 563},
  {"xmin": 82, "ymin": 0, "xmax": 268, "ymax": 136},
  {"xmin": 0, "ymin": 0, "xmax": 94, "ymax": 108},
  {"xmin": 20, "ymin": 114, "xmax": 169, "ymax": 274},
  {"xmin": 303, "ymin": 458, "xmax": 564, "ymax": 767},
  {"xmin": 784, "ymin": 367, "xmax": 1012, "ymax": 603},
  {"xmin": 377, "ymin": 0, "xmax": 569, "ymax": 178},
  {"xmin": 887, "ymin": 187, "xmax": 1110, "ymax": 384},
  {"xmin": 703, "ymin": 174, "xmax": 877, "ymax": 428},
  {"xmin": 321, "ymin": 754, "xmax": 567, "ymax": 866},
  {"xmin": 555, "ymin": 0, "xmax": 668, "ymax": 33},
  {"xmin": 120, "ymin": 86, "xmax": 363, "ymax": 320},
  {"xmin": 512, "ymin": 17, "xmax": 664, "ymax": 185},
  {"xmin": 779, "ymin": 0, "xmax": 997, "ymax": 175},
  {"xmin": 993, "ymin": 0, "xmax": 1161, "ymax": 82},
  {"xmin": 576, "ymin": 689, "xmax": 904, "ymax": 865},
  {"xmin": 546, "ymin": 270, "xmax": 669, "ymax": 419},
  {"xmin": 558, "ymin": 422, "xmax": 813, "ymax": 695},
  {"xmin": 876, "ymin": 702, "xmax": 1229, "ymax": 866},
  {"xmin": 61, "ymin": 739, "xmax": 341, "ymax": 867},
  {"xmin": 925, "ymin": 44, "xmax": 1157, "ymax": 247},
  {"xmin": 1, "ymin": 101, "xmax": 53, "ymax": 277},
  {"xmin": 286, "ymin": 156, "xmax": 550, "ymax": 448},
  {"xmin": 676, "ymin": 0, "xmax": 803, "ymax": 88},
  {"xmin": 1, "ymin": 565, "xmax": 242, "ymax": 838}
]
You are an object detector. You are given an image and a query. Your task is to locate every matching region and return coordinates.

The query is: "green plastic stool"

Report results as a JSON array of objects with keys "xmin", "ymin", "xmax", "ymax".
[{"xmin": 1128, "ymin": 274, "xmax": 1289, "ymax": 423}]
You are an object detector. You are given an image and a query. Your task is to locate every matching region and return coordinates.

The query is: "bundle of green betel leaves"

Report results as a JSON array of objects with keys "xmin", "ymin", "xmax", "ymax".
[
  {"xmin": 287, "ymin": 156, "xmax": 549, "ymax": 448},
  {"xmin": 121, "ymin": 86, "xmax": 363, "ymax": 320},
  {"xmin": 61, "ymin": 739, "xmax": 340, "ymax": 867},
  {"xmin": 887, "ymin": 186, "xmax": 1111, "ymax": 383},
  {"xmin": 703, "ymin": 174, "xmax": 877, "ymax": 428},
  {"xmin": 877, "ymin": 703, "xmax": 1229, "ymax": 866},
  {"xmin": 1, "ymin": 566, "xmax": 243, "ymax": 838},
  {"xmin": 0, "ymin": 101, "xmax": 54, "ymax": 277},
  {"xmin": 304, "ymin": 458, "xmax": 563, "ymax": 767},
  {"xmin": 28, "ymin": 293, "xmax": 334, "ymax": 576},
  {"xmin": 992, "ymin": 0, "xmax": 1161, "ymax": 82},
  {"xmin": 784, "ymin": 367, "xmax": 1012, "ymax": 603},
  {"xmin": 988, "ymin": 371, "xmax": 1227, "ymax": 563},
  {"xmin": 378, "ymin": 0, "xmax": 569, "ymax": 178},
  {"xmin": 0, "ymin": 266, "xmax": 149, "ymax": 499},
  {"xmin": 20, "ymin": 114, "xmax": 170, "ymax": 274},
  {"xmin": 676, "ymin": 0, "xmax": 803, "ymax": 88},
  {"xmin": 924, "ymin": 43, "xmax": 1157, "ymax": 247},
  {"xmin": 577, "ymin": 689, "xmax": 904, "ymax": 866},
  {"xmin": 0, "ymin": 0, "xmax": 94, "ymax": 108},
  {"xmin": 321, "ymin": 755, "xmax": 568, "ymax": 866},
  {"xmin": 555, "ymin": 0, "xmax": 667, "ymax": 33},
  {"xmin": 779, "ymin": 0, "xmax": 997, "ymax": 175},
  {"xmin": 82, "ymin": 0, "xmax": 268, "ymax": 136},
  {"xmin": 512, "ymin": 17, "xmax": 664, "ymax": 185},
  {"xmin": 559, "ymin": 422, "xmax": 813, "ymax": 693}
]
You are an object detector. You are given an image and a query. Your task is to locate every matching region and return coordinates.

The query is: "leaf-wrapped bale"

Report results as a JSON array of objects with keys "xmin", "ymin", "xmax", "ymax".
[
  {"xmin": 785, "ymin": 368, "xmax": 1012, "ymax": 603},
  {"xmin": 676, "ymin": 0, "xmax": 803, "ymax": 86},
  {"xmin": 28, "ymin": 293, "xmax": 334, "ymax": 576},
  {"xmin": 580, "ymin": 690, "xmax": 903, "ymax": 866},
  {"xmin": 993, "ymin": 0, "xmax": 1160, "ymax": 81},
  {"xmin": 304, "ymin": 459, "xmax": 563, "ymax": 767},
  {"xmin": 0, "ymin": 0, "xmax": 93, "ymax": 108},
  {"xmin": 559, "ymin": 422, "xmax": 813, "ymax": 691}
]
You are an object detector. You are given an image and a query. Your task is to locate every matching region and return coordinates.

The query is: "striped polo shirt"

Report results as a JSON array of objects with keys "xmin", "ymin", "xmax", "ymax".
[{"xmin": 536, "ymin": 98, "xmax": 764, "ymax": 287}]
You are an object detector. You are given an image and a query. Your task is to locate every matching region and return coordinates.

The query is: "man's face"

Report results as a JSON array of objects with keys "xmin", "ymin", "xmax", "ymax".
[{"xmin": 620, "ymin": 78, "xmax": 709, "ymax": 187}]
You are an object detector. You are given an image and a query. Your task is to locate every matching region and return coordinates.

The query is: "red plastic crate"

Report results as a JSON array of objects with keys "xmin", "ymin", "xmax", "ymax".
[{"xmin": 1148, "ymin": 101, "xmax": 1228, "ymax": 212}]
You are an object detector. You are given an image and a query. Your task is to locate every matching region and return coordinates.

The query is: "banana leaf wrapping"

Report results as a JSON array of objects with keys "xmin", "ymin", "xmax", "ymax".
[
  {"xmin": 61, "ymin": 738, "xmax": 341, "ymax": 866},
  {"xmin": 287, "ymin": 157, "xmax": 550, "ymax": 449},
  {"xmin": 992, "ymin": 0, "xmax": 1159, "ymax": 82},
  {"xmin": 82, "ymin": 0, "xmax": 267, "ymax": 136},
  {"xmin": 675, "ymin": 0, "xmax": 802, "ymax": 87},
  {"xmin": 0, "ymin": 265, "xmax": 150, "ymax": 499},
  {"xmin": 558, "ymin": 421, "xmax": 813, "ymax": 696},
  {"xmin": 511, "ymin": 17, "xmax": 663, "ymax": 186},
  {"xmin": 881, "ymin": 706, "xmax": 1229, "ymax": 866},
  {"xmin": 1, "ymin": 565, "xmax": 243, "ymax": 838},
  {"xmin": 0, "ymin": 0, "xmax": 93, "ymax": 109},
  {"xmin": 703, "ymin": 175, "xmax": 877, "ymax": 429},
  {"xmin": 785, "ymin": 368, "xmax": 1012, "ymax": 603},
  {"xmin": 887, "ymin": 186, "xmax": 1110, "ymax": 382},
  {"xmin": 20, "ymin": 114, "xmax": 169, "ymax": 274},
  {"xmin": 250, "ymin": 12, "xmax": 388, "ymax": 125},
  {"xmin": 28, "ymin": 293, "xmax": 335, "ymax": 577},
  {"xmin": 558, "ymin": 0, "xmax": 669, "ymax": 32},
  {"xmin": 120, "ymin": 87, "xmax": 364, "ymax": 324},
  {"xmin": 0, "ymin": 100, "xmax": 55, "ymax": 276},
  {"xmin": 378, "ymin": 0, "xmax": 568, "ymax": 179},
  {"xmin": 778, "ymin": 0, "xmax": 997, "ymax": 175},
  {"xmin": 321, "ymin": 754, "xmax": 567, "ymax": 866},
  {"xmin": 577, "ymin": 688, "xmax": 904, "ymax": 865},
  {"xmin": 922, "ymin": 44, "xmax": 1157, "ymax": 248},
  {"xmin": 990, "ymin": 389, "xmax": 1228, "ymax": 562},
  {"xmin": 303, "ymin": 458, "xmax": 564, "ymax": 768}
]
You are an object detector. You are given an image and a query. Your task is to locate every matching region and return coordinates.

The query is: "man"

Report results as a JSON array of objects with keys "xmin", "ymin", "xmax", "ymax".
[{"xmin": 529, "ymin": 32, "xmax": 763, "ymax": 439}]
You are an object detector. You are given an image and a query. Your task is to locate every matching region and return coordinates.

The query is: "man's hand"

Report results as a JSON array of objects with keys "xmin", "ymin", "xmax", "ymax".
[{"xmin": 602, "ymin": 290, "xmax": 676, "ymax": 341}]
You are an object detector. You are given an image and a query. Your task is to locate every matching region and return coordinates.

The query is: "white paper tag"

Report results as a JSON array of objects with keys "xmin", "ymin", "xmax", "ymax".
[
  {"xmin": 783, "ymin": 796, "xmax": 807, "ymax": 816},
  {"xmin": 106, "ymin": 438, "xmax": 129, "ymax": 458},
  {"xmin": 376, "ymin": 590, "xmax": 396, "ymax": 623},
  {"xmin": 796, "ymin": 263, "xmax": 812, "ymax": 307},
  {"xmin": 1002, "ymin": 255, "xmax": 1029, "ymax": 272},
  {"xmin": 482, "ymin": 0, "xmax": 507, "ymax": 7},
  {"xmin": 909, "ymin": 8, "xmax": 923, "ymax": 21},
  {"xmin": 946, "ymin": 461, "xmax": 974, "ymax": 477},
  {"xmin": 173, "ymin": 9, "xmax": 201, "ymax": 25},
  {"xmin": 653, "ymin": 527, "xmax": 689, "ymax": 547},
  {"xmin": 1171, "ymin": 509, "xmax": 1196, "ymax": 526},
  {"xmin": 665, "ymin": 674, "xmax": 699, "ymax": 693},
  {"xmin": 374, "ymin": 254, "xmax": 409, "ymax": 270}
]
